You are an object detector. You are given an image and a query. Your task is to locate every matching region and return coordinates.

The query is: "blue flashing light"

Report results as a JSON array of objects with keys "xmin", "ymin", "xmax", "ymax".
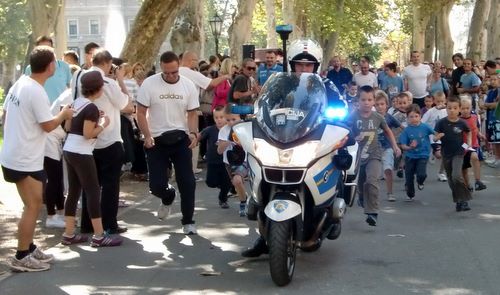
[
  {"xmin": 325, "ymin": 106, "xmax": 347, "ymax": 120},
  {"xmin": 231, "ymin": 104, "xmax": 254, "ymax": 115}
]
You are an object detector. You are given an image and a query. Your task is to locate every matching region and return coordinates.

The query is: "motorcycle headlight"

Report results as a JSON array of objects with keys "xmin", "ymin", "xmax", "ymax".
[{"xmin": 254, "ymin": 139, "xmax": 320, "ymax": 167}]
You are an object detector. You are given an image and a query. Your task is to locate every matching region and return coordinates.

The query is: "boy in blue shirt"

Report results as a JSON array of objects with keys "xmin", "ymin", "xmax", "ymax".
[{"xmin": 399, "ymin": 104, "xmax": 439, "ymax": 201}]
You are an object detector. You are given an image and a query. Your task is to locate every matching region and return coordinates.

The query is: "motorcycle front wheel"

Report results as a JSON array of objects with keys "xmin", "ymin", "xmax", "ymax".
[{"xmin": 268, "ymin": 220, "xmax": 297, "ymax": 286}]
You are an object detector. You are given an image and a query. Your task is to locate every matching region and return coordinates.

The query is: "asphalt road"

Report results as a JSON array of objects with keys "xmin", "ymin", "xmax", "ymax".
[{"xmin": 1, "ymin": 163, "xmax": 500, "ymax": 295}]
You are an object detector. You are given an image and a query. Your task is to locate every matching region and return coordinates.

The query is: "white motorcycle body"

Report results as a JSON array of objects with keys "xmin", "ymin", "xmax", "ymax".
[{"xmin": 233, "ymin": 121, "xmax": 357, "ymax": 223}]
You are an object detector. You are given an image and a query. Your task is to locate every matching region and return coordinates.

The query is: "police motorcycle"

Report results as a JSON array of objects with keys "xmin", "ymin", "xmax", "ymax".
[{"xmin": 231, "ymin": 29, "xmax": 358, "ymax": 286}]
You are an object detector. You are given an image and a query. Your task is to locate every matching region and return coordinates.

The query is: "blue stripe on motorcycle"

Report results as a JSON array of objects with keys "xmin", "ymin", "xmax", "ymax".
[{"xmin": 313, "ymin": 162, "xmax": 340, "ymax": 194}]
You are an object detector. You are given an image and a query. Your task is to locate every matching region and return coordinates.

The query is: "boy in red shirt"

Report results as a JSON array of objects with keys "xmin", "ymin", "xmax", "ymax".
[{"xmin": 460, "ymin": 97, "xmax": 487, "ymax": 191}]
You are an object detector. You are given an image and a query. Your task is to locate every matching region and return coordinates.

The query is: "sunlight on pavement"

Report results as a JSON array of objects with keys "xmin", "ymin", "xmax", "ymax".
[
  {"xmin": 170, "ymin": 290, "xmax": 238, "ymax": 295},
  {"xmin": 478, "ymin": 213, "xmax": 500, "ymax": 221},
  {"xmin": 180, "ymin": 236, "xmax": 194, "ymax": 246},
  {"xmin": 430, "ymin": 288, "xmax": 478, "ymax": 295}
]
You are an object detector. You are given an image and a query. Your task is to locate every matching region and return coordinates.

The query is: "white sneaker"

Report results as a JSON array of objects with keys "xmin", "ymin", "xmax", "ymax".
[
  {"xmin": 387, "ymin": 193, "xmax": 396, "ymax": 202},
  {"xmin": 157, "ymin": 203, "xmax": 171, "ymax": 220},
  {"xmin": 31, "ymin": 247, "xmax": 54, "ymax": 263},
  {"xmin": 183, "ymin": 224, "xmax": 197, "ymax": 235},
  {"xmin": 9, "ymin": 254, "xmax": 50, "ymax": 272},
  {"xmin": 437, "ymin": 173, "xmax": 448, "ymax": 182},
  {"xmin": 46, "ymin": 215, "xmax": 65, "ymax": 228},
  {"xmin": 487, "ymin": 160, "xmax": 499, "ymax": 168}
]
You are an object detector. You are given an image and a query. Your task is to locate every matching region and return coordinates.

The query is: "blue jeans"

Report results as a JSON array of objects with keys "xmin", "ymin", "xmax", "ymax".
[
  {"xmin": 404, "ymin": 157, "xmax": 428, "ymax": 198},
  {"xmin": 146, "ymin": 135, "xmax": 196, "ymax": 225}
]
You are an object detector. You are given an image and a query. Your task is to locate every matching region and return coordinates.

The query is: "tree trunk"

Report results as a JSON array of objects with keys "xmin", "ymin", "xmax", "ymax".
[
  {"xmin": 412, "ymin": 4, "xmax": 430, "ymax": 59},
  {"xmin": 466, "ymin": 0, "xmax": 490, "ymax": 63},
  {"xmin": 265, "ymin": 0, "xmax": 277, "ymax": 48},
  {"xmin": 486, "ymin": 0, "xmax": 499, "ymax": 59},
  {"xmin": 424, "ymin": 14, "xmax": 436, "ymax": 62},
  {"xmin": 228, "ymin": 0, "xmax": 257, "ymax": 66},
  {"xmin": 436, "ymin": 2, "xmax": 455, "ymax": 68},
  {"xmin": 27, "ymin": 0, "xmax": 65, "ymax": 57},
  {"xmin": 282, "ymin": 0, "xmax": 299, "ymax": 40},
  {"xmin": 294, "ymin": 0, "xmax": 306, "ymax": 39},
  {"xmin": 322, "ymin": 0, "xmax": 344, "ymax": 69},
  {"xmin": 1, "ymin": 55, "xmax": 17, "ymax": 91},
  {"xmin": 121, "ymin": 0, "xmax": 187, "ymax": 69},
  {"xmin": 170, "ymin": 0, "xmax": 204, "ymax": 57}
]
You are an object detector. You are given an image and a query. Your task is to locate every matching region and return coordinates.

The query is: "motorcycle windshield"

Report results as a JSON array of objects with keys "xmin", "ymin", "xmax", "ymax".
[{"xmin": 256, "ymin": 72, "xmax": 326, "ymax": 144}]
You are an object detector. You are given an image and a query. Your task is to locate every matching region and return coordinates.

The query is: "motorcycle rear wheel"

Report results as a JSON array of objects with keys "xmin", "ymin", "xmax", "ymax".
[{"xmin": 268, "ymin": 220, "xmax": 297, "ymax": 286}]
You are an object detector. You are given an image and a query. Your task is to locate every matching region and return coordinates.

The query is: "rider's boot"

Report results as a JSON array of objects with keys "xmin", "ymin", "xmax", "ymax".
[{"xmin": 241, "ymin": 236, "xmax": 269, "ymax": 257}]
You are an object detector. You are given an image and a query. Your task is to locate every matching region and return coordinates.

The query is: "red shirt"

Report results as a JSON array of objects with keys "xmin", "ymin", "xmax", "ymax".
[
  {"xmin": 212, "ymin": 80, "xmax": 231, "ymax": 111},
  {"xmin": 461, "ymin": 114, "xmax": 479, "ymax": 148}
]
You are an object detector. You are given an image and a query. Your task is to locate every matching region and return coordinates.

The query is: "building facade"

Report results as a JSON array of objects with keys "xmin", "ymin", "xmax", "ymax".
[{"xmin": 65, "ymin": 0, "xmax": 141, "ymax": 59}]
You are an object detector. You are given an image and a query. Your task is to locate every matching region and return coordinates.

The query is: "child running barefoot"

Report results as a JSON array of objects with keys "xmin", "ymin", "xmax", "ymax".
[
  {"xmin": 434, "ymin": 96, "xmax": 473, "ymax": 212},
  {"xmin": 217, "ymin": 105, "xmax": 248, "ymax": 217},
  {"xmin": 347, "ymin": 86, "xmax": 401, "ymax": 226},
  {"xmin": 399, "ymin": 105, "xmax": 440, "ymax": 201},
  {"xmin": 460, "ymin": 97, "xmax": 487, "ymax": 191},
  {"xmin": 200, "ymin": 106, "xmax": 232, "ymax": 208},
  {"xmin": 374, "ymin": 91, "xmax": 402, "ymax": 201}
]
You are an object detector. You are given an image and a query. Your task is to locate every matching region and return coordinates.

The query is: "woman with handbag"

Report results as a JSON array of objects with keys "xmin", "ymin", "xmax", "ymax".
[{"xmin": 428, "ymin": 61, "xmax": 450, "ymax": 97}]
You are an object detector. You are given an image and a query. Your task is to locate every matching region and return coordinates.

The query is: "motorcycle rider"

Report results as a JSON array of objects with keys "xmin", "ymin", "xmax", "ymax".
[{"xmin": 242, "ymin": 38, "xmax": 347, "ymax": 257}]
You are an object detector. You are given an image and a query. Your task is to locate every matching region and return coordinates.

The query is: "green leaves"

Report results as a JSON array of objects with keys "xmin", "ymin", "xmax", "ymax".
[{"xmin": 0, "ymin": 0, "xmax": 29, "ymax": 61}]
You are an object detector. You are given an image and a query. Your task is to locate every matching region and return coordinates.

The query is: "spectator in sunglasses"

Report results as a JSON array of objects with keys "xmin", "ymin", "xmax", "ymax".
[{"xmin": 227, "ymin": 58, "xmax": 260, "ymax": 105}]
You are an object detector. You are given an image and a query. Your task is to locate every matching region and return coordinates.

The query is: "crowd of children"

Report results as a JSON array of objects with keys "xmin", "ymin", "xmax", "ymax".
[{"xmin": 345, "ymin": 75, "xmax": 497, "ymax": 226}]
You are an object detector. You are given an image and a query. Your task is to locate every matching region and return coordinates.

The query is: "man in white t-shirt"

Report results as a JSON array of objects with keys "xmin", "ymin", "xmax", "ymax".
[
  {"xmin": 402, "ymin": 51, "xmax": 432, "ymax": 108},
  {"xmin": 136, "ymin": 51, "xmax": 200, "ymax": 235},
  {"xmin": 353, "ymin": 56, "xmax": 378, "ymax": 89},
  {"xmin": 179, "ymin": 51, "xmax": 230, "ymax": 176},
  {"xmin": 0, "ymin": 46, "xmax": 73, "ymax": 272},
  {"xmin": 179, "ymin": 51, "xmax": 230, "ymax": 91},
  {"xmin": 71, "ymin": 48, "xmax": 133, "ymax": 235}
]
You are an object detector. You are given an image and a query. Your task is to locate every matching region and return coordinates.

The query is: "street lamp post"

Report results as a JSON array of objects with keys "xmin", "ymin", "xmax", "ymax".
[{"xmin": 209, "ymin": 12, "xmax": 223, "ymax": 55}]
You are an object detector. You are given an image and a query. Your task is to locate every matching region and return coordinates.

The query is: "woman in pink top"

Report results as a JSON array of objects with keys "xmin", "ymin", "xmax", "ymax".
[{"xmin": 212, "ymin": 58, "xmax": 234, "ymax": 111}]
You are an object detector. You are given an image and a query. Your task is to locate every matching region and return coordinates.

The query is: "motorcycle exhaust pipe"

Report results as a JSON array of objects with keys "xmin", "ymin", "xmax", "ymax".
[
  {"xmin": 300, "ymin": 212, "xmax": 327, "ymax": 249},
  {"xmin": 332, "ymin": 198, "xmax": 346, "ymax": 220}
]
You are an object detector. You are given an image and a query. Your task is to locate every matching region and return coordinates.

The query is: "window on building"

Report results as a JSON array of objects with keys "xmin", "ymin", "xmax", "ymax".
[
  {"xmin": 89, "ymin": 19, "xmax": 100, "ymax": 35},
  {"xmin": 68, "ymin": 19, "xmax": 78, "ymax": 38}
]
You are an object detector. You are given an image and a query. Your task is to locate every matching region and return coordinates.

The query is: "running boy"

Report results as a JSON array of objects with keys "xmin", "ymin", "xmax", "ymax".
[
  {"xmin": 217, "ymin": 106, "xmax": 248, "ymax": 216},
  {"xmin": 421, "ymin": 95, "xmax": 434, "ymax": 115},
  {"xmin": 460, "ymin": 97, "xmax": 487, "ymax": 191},
  {"xmin": 200, "ymin": 106, "xmax": 232, "ymax": 208},
  {"xmin": 399, "ymin": 104, "xmax": 439, "ymax": 201},
  {"xmin": 347, "ymin": 86, "xmax": 401, "ymax": 226},
  {"xmin": 393, "ymin": 92, "xmax": 411, "ymax": 178},
  {"xmin": 422, "ymin": 91, "xmax": 448, "ymax": 181},
  {"xmin": 434, "ymin": 96, "xmax": 472, "ymax": 212},
  {"xmin": 374, "ymin": 90, "xmax": 402, "ymax": 201}
]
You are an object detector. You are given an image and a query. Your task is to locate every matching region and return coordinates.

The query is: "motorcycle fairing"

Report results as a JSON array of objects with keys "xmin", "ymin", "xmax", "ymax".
[{"xmin": 304, "ymin": 153, "xmax": 341, "ymax": 205}]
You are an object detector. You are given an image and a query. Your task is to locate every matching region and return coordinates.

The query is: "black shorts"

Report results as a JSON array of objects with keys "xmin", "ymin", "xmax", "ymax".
[
  {"xmin": 1, "ymin": 166, "xmax": 46, "ymax": 183},
  {"xmin": 462, "ymin": 149, "xmax": 479, "ymax": 170},
  {"xmin": 431, "ymin": 143, "xmax": 441, "ymax": 153}
]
